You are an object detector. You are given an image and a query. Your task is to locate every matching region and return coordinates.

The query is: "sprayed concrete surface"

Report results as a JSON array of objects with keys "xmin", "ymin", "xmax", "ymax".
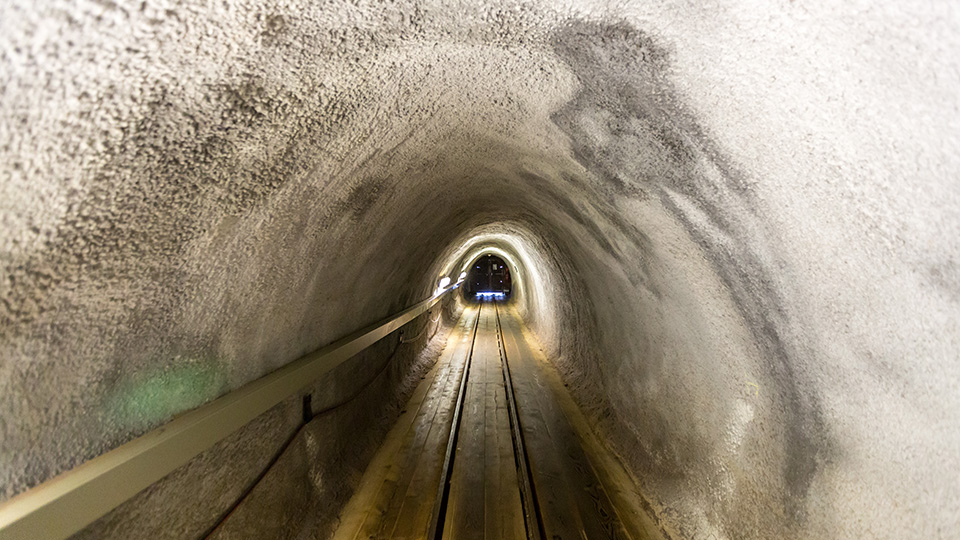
[{"xmin": 2, "ymin": 0, "xmax": 959, "ymax": 538}]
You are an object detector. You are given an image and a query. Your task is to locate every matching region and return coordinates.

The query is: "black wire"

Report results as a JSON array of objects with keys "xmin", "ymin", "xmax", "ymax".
[
  {"xmin": 310, "ymin": 332, "xmax": 403, "ymax": 418},
  {"xmin": 200, "ymin": 307, "xmax": 440, "ymax": 539}
]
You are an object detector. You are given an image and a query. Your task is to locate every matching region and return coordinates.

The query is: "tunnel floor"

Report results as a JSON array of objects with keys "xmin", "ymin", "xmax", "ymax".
[{"xmin": 331, "ymin": 302, "xmax": 657, "ymax": 540}]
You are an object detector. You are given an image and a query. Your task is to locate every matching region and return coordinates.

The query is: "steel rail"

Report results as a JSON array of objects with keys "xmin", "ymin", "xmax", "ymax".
[
  {"xmin": 0, "ymin": 284, "xmax": 461, "ymax": 540},
  {"xmin": 495, "ymin": 301, "xmax": 545, "ymax": 540},
  {"xmin": 426, "ymin": 302, "xmax": 482, "ymax": 540}
]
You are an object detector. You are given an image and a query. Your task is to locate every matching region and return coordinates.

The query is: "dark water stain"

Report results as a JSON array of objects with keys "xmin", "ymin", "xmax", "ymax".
[
  {"xmin": 518, "ymin": 170, "xmax": 624, "ymax": 264},
  {"xmin": 260, "ymin": 13, "xmax": 288, "ymax": 45},
  {"xmin": 338, "ymin": 177, "xmax": 392, "ymax": 222},
  {"xmin": 924, "ymin": 257, "xmax": 960, "ymax": 303},
  {"xmin": 217, "ymin": 77, "xmax": 274, "ymax": 128},
  {"xmin": 550, "ymin": 19, "xmax": 833, "ymax": 531}
]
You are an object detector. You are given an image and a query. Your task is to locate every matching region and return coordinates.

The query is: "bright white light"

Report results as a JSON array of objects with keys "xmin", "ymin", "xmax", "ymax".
[
  {"xmin": 435, "ymin": 276, "xmax": 452, "ymax": 296},
  {"xmin": 458, "ymin": 272, "xmax": 467, "ymax": 281},
  {"xmin": 476, "ymin": 291, "xmax": 505, "ymax": 300}
]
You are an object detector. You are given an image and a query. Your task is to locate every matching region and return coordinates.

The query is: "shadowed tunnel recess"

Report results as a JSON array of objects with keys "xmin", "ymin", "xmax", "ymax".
[{"xmin": 1, "ymin": 2, "xmax": 958, "ymax": 540}]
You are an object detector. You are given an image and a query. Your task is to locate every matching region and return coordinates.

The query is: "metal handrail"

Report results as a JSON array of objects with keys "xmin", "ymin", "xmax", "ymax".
[{"xmin": 0, "ymin": 283, "xmax": 460, "ymax": 540}]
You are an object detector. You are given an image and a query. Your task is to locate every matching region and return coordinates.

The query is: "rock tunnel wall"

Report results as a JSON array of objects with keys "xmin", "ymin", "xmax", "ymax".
[{"xmin": 2, "ymin": 1, "xmax": 959, "ymax": 538}]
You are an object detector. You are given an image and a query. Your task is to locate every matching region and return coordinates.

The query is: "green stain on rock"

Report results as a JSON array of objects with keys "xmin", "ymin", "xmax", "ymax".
[{"xmin": 109, "ymin": 359, "xmax": 228, "ymax": 430}]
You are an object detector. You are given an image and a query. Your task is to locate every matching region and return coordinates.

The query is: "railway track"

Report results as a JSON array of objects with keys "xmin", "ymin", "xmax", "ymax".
[
  {"xmin": 426, "ymin": 300, "xmax": 545, "ymax": 540},
  {"xmin": 332, "ymin": 300, "xmax": 636, "ymax": 540}
]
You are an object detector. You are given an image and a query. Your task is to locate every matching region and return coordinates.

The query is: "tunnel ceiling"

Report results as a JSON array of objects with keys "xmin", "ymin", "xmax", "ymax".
[{"xmin": 2, "ymin": 1, "xmax": 959, "ymax": 539}]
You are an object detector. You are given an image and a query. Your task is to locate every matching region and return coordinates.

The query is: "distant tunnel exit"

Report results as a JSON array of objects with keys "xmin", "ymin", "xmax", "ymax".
[{"xmin": 463, "ymin": 254, "xmax": 512, "ymax": 301}]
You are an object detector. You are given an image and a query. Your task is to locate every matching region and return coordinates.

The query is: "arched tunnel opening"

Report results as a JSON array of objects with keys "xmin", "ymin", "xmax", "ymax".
[
  {"xmin": 463, "ymin": 254, "xmax": 512, "ymax": 302},
  {"xmin": 1, "ymin": 2, "xmax": 959, "ymax": 540}
]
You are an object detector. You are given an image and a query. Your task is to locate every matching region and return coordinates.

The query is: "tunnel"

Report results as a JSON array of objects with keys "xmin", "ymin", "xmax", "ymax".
[
  {"xmin": 1, "ymin": 1, "xmax": 959, "ymax": 539},
  {"xmin": 463, "ymin": 254, "xmax": 512, "ymax": 301}
]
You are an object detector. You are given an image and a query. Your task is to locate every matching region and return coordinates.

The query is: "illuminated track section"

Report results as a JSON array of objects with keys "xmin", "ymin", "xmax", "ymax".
[
  {"xmin": 332, "ymin": 301, "xmax": 655, "ymax": 539},
  {"xmin": 426, "ymin": 299, "xmax": 543, "ymax": 539}
]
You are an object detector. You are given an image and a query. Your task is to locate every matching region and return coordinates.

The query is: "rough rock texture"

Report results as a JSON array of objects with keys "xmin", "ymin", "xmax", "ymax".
[
  {"xmin": 71, "ymin": 304, "xmax": 452, "ymax": 540},
  {"xmin": 2, "ymin": 1, "xmax": 958, "ymax": 539}
]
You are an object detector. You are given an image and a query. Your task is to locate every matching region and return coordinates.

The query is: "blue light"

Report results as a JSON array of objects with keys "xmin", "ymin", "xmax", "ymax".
[{"xmin": 476, "ymin": 291, "xmax": 505, "ymax": 300}]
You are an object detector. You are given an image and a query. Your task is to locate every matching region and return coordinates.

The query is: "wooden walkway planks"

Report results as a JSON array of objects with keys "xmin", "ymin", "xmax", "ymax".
[
  {"xmin": 502, "ymin": 306, "xmax": 666, "ymax": 540},
  {"xmin": 442, "ymin": 308, "xmax": 525, "ymax": 540},
  {"xmin": 498, "ymin": 308, "xmax": 631, "ymax": 540},
  {"xmin": 331, "ymin": 303, "xmax": 657, "ymax": 540},
  {"xmin": 332, "ymin": 308, "xmax": 478, "ymax": 540}
]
